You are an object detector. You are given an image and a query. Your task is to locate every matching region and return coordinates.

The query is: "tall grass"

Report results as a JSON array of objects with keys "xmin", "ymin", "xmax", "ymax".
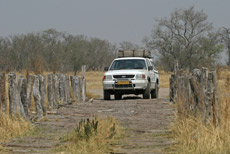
[
  {"xmin": 0, "ymin": 73, "xmax": 33, "ymax": 148},
  {"xmin": 0, "ymin": 113, "xmax": 33, "ymax": 144},
  {"xmin": 56, "ymin": 117, "xmax": 122, "ymax": 154},
  {"xmin": 159, "ymin": 70, "xmax": 172, "ymax": 88},
  {"xmin": 85, "ymin": 71, "xmax": 104, "ymax": 90},
  {"xmin": 170, "ymin": 67, "xmax": 230, "ymax": 154}
]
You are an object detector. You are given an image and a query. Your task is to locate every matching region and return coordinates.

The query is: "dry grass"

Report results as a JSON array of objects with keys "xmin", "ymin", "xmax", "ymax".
[
  {"xmin": 85, "ymin": 71, "xmax": 104, "ymax": 90},
  {"xmin": 0, "ymin": 113, "xmax": 33, "ymax": 144},
  {"xmin": 84, "ymin": 71, "xmax": 104, "ymax": 99},
  {"xmin": 55, "ymin": 116, "xmax": 122, "ymax": 154},
  {"xmin": 159, "ymin": 70, "xmax": 171, "ymax": 88},
  {"xmin": 170, "ymin": 67, "xmax": 230, "ymax": 154},
  {"xmin": 85, "ymin": 70, "xmax": 171, "ymax": 90},
  {"xmin": 84, "ymin": 70, "xmax": 171, "ymax": 99}
]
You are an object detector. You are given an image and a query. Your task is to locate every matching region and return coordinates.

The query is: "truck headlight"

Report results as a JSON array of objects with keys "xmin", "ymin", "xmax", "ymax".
[
  {"xmin": 136, "ymin": 74, "xmax": 146, "ymax": 80},
  {"xmin": 103, "ymin": 75, "xmax": 112, "ymax": 81}
]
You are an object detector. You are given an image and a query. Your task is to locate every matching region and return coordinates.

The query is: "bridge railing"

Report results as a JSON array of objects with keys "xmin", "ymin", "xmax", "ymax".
[
  {"xmin": 0, "ymin": 66, "xmax": 86, "ymax": 121},
  {"xmin": 170, "ymin": 62, "xmax": 221, "ymax": 125}
]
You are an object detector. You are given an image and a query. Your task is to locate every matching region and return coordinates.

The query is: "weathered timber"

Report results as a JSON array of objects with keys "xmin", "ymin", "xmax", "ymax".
[
  {"xmin": 169, "ymin": 75, "xmax": 175, "ymax": 102},
  {"xmin": 39, "ymin": 75, "xmax": 46, "ymax": 115},
  {"xmin": 212, "ymin": 70, "xmax": 221, "ymax": 126},
  {"xmin": 170, "ymin": 61, "xmax": 221, "ymax": 124},
  {"xmin": 32, "ymin": 75, "xmax": 43, "ymax": 118},
  {"xmin": 58, "ymin": 74, "xmax": 65, "ymax": 104},
  {"xmin": 81, "ymin": 65, "xmax": 86, "ymax": 102},
  {"xmin": 27, "ymin": 75, "xmax": 33, "ymax": 111},
  {"xmin": 53, "ymin": 74, "xmax": 59, "ymax": 108},
  {"xmin": 19, "ymin": 76, "xmax": 28, "ymax": 117},
  {"xmin": 2, "ymin": 69, "xmax": 86, "ymax": 119},
  {"xmin": 0, "ymin": 73, "xmax": 6, "ymax": 112},
  {"xmin": 47, "ymin": 74, "xmax": 54, "ymax": 109},
  {"xmin": 70, "ymin": 76, "xmax": 81, "ymax": 102},
  {"xmin": 64, "ymin": 75, "xmax": 71, "ymax": 104},
  {"xmin": 174, "ymin": 61, "xmax": 179, "ymax": 77},
  {"xmin": 8, "ymin": 73, "xmax": 17, "ymax": 115},
  {"xmin": 16, "ymin": 76, "xmax": 26, "ymax": 118}
]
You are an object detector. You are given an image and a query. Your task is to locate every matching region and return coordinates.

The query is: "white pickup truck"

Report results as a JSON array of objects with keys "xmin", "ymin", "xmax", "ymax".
[{"xmin": 102, "ymin": 50, "xmax": 159, "ymax": 100}]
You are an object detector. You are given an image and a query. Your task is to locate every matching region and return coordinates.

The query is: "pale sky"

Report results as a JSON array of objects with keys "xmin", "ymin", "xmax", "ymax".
[{"xmin": 0, "ymin": 0, "xmax": 229, "ymax": 46}]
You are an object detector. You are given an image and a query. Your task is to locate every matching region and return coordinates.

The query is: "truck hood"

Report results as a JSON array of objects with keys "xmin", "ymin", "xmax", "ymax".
[{"xmin": 104, "ymin": 69, "xmax": 146, "ymax": 76}]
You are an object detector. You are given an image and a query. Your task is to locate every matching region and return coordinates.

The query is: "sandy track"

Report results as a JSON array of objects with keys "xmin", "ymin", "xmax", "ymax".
[{"xmin": 2, "ymin": 88, "xmax": 175, "ymax": 154}]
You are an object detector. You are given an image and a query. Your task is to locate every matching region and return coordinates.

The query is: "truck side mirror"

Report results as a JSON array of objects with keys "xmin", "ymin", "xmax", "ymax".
[
  {"xmin": 148, "ymin": 66, "xmax": 153, "ymax": 71},
  {"xmin": 104, "ymin": 67, "xmax": 109, "ymax": 71}
]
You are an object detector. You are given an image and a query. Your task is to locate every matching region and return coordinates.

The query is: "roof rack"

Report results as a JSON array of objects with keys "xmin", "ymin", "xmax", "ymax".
[{"xmin": 118, "ymin": 49, "xmax": 151, "ymax": 58}]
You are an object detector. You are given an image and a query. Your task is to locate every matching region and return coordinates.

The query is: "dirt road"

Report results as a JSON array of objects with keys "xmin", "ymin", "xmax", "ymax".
[{"xmin": 2, "ymin": 88, "xmax": 175, "ymax": 154}]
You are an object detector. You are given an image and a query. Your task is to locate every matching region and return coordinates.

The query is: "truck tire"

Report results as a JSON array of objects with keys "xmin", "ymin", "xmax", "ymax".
[
  {"xmin": 143, "ymin": 82, "xmax": 150, "ymax": 99},
  {"xmin": 115, "ymin": 94, "xmax": 122, "ymax": 100},
  {"xmin": 151, "ymin": 83, "xmax": 159, "ymax": 99},
  {"xmin": 104, "ymin": 90, "xmax": 111, "ymax": 100}
]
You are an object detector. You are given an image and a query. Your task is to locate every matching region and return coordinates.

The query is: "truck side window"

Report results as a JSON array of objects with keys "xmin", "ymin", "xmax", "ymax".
[
  {"xmin": 146, "ymin": 59, "xmax": 150, "ymax": 67},
  {"xmin": 151, "ymin": 62, "xmax": 156, "ymax": 70},
  {"xmin": 146, "ymin": 59, "xmax": 152, "ymax": 70}
]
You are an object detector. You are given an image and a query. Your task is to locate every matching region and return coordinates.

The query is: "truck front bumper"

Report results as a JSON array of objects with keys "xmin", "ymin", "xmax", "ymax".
[{"xmin": 103, "ymin": 79, "xmax": 148, "ymax": 91}]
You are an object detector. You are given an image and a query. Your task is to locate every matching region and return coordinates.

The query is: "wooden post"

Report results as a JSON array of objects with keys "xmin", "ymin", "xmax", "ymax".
[
  {"xmin": 81, "ymin": 65, "xmax": 86, "ymax": 102},
  {"xmin": 8, "ymin": 73, "xmax": 18, "ymax": 115},
  {"xmin": 169, "ymin": 75, "xmax": 174, "ymax": 102},
  {"xmin": 58, "ymin": 74, "xmax": 65, "ymax": 104},
  {"xmin": 47, "ymin": 74, "xmax": 54, "ymax": 109},
  {"xmin": 205, "ymin": 72, "xmax": 214, "ymax": 122},
  {"xmin": 70, "ymin": 76, "xmax": 75, "ymax": 101},
  {"xmin": 173, "ymin": 61, "xmax": 179, "ymax": 101},
  {"xmin": 27, "ymin": 75, "xmax": 33, "ymax": 112},
  {"xmin": 0, "ymin": 73, "xmax": 6, "ymax": 113},
  {"xmin": 70, "ymin": 76, "xmax": 81, "ymax": 102},
  {"xmin": 53, "ymin": 74, "xmax": 59, "ymax": 108},
  {"xmin": 19, "ymin": 76, "xmax": 28, "ymax": 117},
  {"xmin": 174, "ymin": 61, "xmax": 179, "ymax": 77},
  {"xmin": 212, "ymin": 70, "xmax": 221, "ymax": 126},
  {"xmin": 189, "ymin": 76, "xmax": 202, "ymax": 114},
  {"xmin": 39, "ymin": 75, "xmax": 46, "ymax": 115},
  {"xmin": 200, "ymin": 67, "xmax": 208, "ymax": 123},
  {"xmin": 17, "ymin": 76, "xmax": 26, "ymax": 118},
  {"xmin": 64, "ymin": 75, "xmax": 71, "ymax": 104},
  {"xmin": 32, "ymin": 75, "xmax": 43, "ymax": 119},
  {"xmin": 184, "ymin": 75, "xmax": 190, "ymax": 111},
  {"xmin": 8, "ymin": 74, "xmax": 26, "ymax": 117},
  {"xmin": 192, "ymin": 69, "xmax": 201, "ymax": 82},
  {"xmin": 192, "ymin": 69, "xmax": 202, "ymax": 112}
]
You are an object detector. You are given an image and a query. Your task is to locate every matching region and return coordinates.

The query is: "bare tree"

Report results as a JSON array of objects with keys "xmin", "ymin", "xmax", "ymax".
[
  {"xmin": 146, "ymin": 6, "xmax": 223, "ymax": 70},
  {"xmin": 119, "ymin": 41, "xmax": 140, "ymax": 50}
]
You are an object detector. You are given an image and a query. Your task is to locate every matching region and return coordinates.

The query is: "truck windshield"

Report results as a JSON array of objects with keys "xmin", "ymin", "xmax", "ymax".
[{"xmin": 110, "ymin": 59, "xmax": 147, "ymax": 70}]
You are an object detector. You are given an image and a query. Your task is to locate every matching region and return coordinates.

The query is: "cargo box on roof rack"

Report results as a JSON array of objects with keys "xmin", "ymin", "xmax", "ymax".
[{"xmin": 118, "ymin": 49, "xmax": 151, "ymax": 58}]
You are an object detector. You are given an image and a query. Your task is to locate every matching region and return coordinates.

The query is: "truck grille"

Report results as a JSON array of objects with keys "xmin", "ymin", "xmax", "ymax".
[{"xmin": 113, "ymin": 75, "xmax": 134, "ymax": 79}]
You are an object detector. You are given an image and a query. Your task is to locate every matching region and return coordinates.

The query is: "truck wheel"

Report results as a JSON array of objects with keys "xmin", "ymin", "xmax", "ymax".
[
  {"xmin": 115, "ymin": 94, "xmax": 122, "ymax": 100},
  {"xmin": 143, "ymin": 82, "xmax": 150, "ymax": 99},
  {"xmin": 151, "ymin": 83, "xmax": 159, "ymax": 99},
  {"xmin": 104, "ymin": 90, "xmax": 111, "ymax": 100}
]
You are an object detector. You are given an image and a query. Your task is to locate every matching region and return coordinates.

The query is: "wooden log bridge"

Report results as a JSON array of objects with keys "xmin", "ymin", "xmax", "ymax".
[{"xmin": 169, "ymin": 62, "xmax": 221, "ymax": 125}]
